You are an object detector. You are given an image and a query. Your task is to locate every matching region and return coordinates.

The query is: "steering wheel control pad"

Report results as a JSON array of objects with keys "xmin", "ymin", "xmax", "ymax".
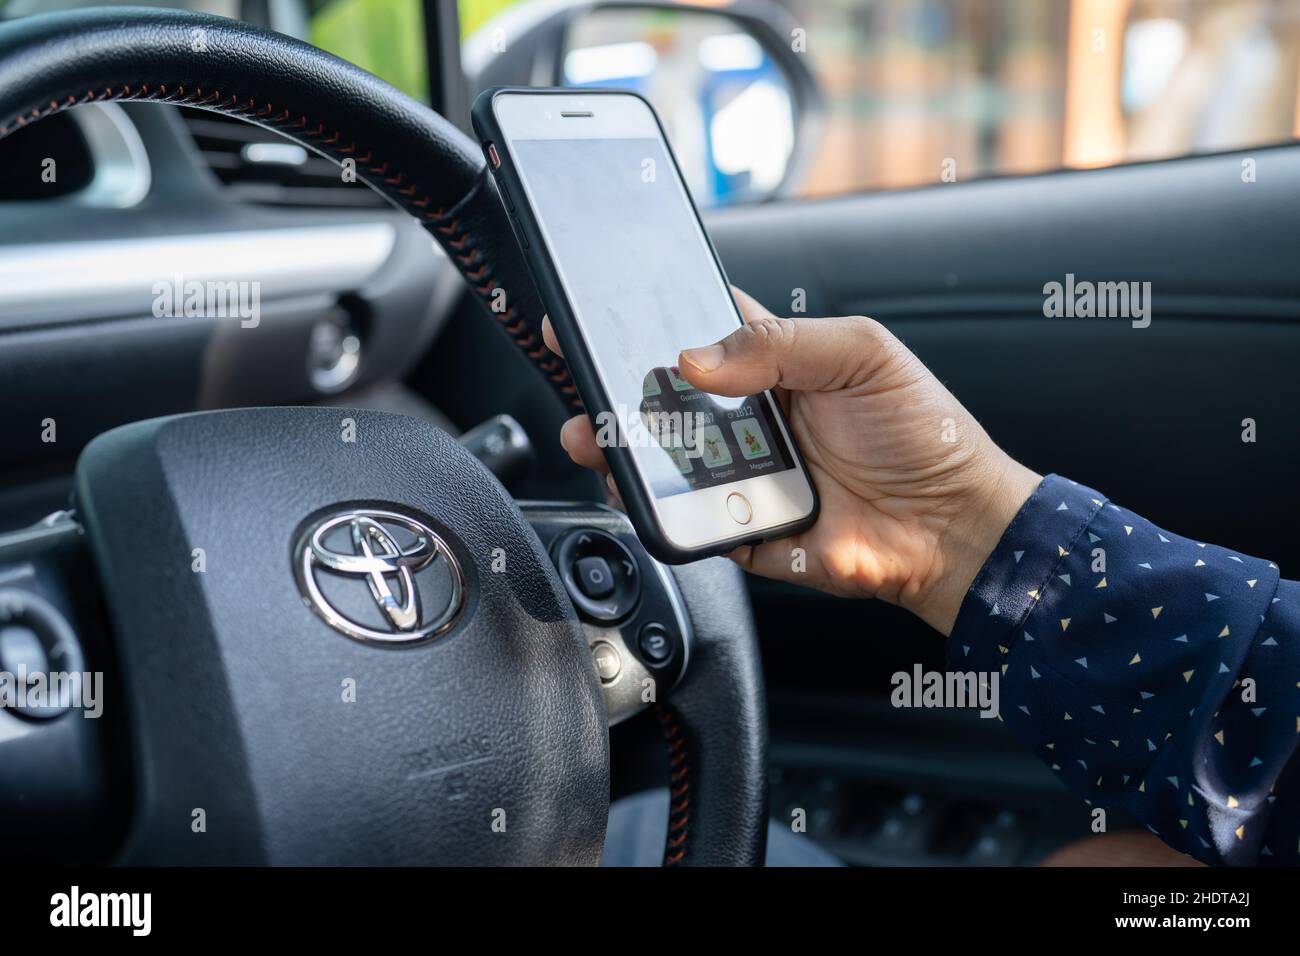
[
  {"xmin": 553, "ymin": 527, "xmax": 640, "ymax": 622},
  {"xmin": 72, "ymin": 408, "xmax": 608, "ymax": 865},
  {"xmin": 0, "ymin": 528, "xmax": 119, "ymax": 858},
  {"xmin": 523, "ymin": 506, "xmax": 689, "ymax": 726}
]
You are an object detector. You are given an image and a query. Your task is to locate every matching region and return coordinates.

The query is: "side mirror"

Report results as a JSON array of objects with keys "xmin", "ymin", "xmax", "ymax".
[{"xmin": 463, "ymin": 0, "xmax": 823, "ymax": 206}]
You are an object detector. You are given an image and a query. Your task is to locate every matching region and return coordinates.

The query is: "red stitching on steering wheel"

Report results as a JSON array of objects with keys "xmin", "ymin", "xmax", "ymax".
[{"xmin": 655, "ymin": 703, "xmax": 691, "ymax": 866}]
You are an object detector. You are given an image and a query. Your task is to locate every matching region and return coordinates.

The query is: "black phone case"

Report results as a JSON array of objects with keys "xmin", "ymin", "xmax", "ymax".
[{"xmin": 471, "ymin": 86, "xmax": 818, "ymax": 564}]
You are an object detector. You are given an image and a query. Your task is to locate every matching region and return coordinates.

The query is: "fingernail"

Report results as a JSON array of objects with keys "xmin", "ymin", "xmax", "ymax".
[{"xmin": 680, "ymin": 344, "xmax": 725, "ymax": 372}]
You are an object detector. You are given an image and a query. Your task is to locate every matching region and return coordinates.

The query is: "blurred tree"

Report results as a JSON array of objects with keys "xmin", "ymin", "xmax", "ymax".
[
  {"xmin": 311, "ymin": 0, "xmax": 428, "ymax": 102},
  {"xmin": 459, "ymin": 0, "xmax": 521, "ymax": 38}
]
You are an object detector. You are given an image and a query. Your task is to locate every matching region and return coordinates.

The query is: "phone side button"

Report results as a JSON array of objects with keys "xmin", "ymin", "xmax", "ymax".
[{"xmin": 725, "ymin": 492, "xmax": 753, "ymax": 525}]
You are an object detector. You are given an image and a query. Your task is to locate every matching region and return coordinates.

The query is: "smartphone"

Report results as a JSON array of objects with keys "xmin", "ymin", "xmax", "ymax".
[{"xmin": 472, "ymin": 87, "xmax": 818, "ymax": 564}]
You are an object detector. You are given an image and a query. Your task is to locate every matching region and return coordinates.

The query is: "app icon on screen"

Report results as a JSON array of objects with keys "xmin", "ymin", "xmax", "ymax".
[
  {"xmin": 730, "ymin": 418, "xmax": 770, "ymax": 460},
  {"xmin": 666, "ymin": 366, "xmax": 694, "ymax": 392},
  {"xmin": 698, "ymin": 426, "xmax": 733, "ymax": 468},
  {"xmin": 667, "ymin": 446, "xmax": 694, "ymax": 474}
]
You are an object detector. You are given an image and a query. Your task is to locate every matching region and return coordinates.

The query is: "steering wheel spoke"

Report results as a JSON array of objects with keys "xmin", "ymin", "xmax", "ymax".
[{"xmin": 0, "ymin": 511, "xmax": 122, "ymax": 860}]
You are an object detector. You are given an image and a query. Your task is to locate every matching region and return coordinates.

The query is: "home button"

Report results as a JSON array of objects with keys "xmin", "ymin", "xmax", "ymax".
[{"xmin": 725, "ymin": 492, "xmax": 753, "ymax": 525}]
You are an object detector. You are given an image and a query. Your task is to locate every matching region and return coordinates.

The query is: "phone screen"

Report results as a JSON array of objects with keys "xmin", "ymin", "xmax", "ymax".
[{"xmin": 510, "ymin": 133, "xmax": 796, "ymax": 498}]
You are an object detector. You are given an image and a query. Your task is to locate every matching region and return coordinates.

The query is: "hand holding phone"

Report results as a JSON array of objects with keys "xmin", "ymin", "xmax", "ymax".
[
  {"xmin": 474, "ymin": 87, "xmax": 818, "ymax": 563},
  {"xmin": 549, "ymin": 288, "xmax": 1042, "ymax": 637}
]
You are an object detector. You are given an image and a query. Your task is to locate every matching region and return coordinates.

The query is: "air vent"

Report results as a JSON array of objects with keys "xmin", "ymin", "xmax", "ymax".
[{"xmin": 178, "ymin": 107, "xmax": 387, "ymax": 209}]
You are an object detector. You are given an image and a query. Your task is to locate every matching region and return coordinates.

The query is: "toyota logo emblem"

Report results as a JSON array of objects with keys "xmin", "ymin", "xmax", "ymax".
[{"xmin": 294, "ymin": 508, "xmax": 465, "ymax": 644}]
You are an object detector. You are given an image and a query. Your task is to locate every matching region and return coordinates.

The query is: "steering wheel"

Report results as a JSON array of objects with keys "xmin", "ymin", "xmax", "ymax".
[{"xmin": 0, "ymin": 8, "xmax": 768, "ymax": 865}]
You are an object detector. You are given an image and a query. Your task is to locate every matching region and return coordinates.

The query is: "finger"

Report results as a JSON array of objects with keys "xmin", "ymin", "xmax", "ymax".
[
  {"xmin": 729, "ymin": 286, "xmax": 779, "ymax": 325},
  {"xmin": 541, "ymin": 315, "xmax": 562, "ymax": 357},
  {"xmin": 725, "ymin": 543, "xmax": 755, "ymax": 571},
  {"xmin": 558, "ymin": 414, "xmax": 609, "ymax": 475},
  {"xmin": 727, "ymin": 538, "xmax": 822, "ymax": 590},
  {"xmin": 727, "ymin": 287, "xmax": 792, "ymax": 412},
  {"xmin": 736, "ymin": 539, "xmax": 803, "ymax": 583},
  {"xmin": 678, "ymin": 313, "xmax": 880, "ymax": 398}
]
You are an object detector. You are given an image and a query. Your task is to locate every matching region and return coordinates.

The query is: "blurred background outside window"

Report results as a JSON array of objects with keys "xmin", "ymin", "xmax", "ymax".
[
  {"xmin": 10, "ymin": 1, "xmax": 1295, "ymax": 203},
  {"xmin": 310, "ymin": 0, "xmax": 428, "ymax": 103},
  {"xmin": 1, "ymin": 0, "xmax": 432, "ymax": 102},
  {"xmin": 461, "ymin": 0, "xmax": 1300, "ymax": 202}
]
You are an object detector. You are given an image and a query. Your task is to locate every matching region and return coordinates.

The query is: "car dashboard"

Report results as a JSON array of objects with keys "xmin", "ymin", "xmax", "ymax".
[{"xmin": 0, "ymin": 99, "xmax": 465, "ymax": 526}]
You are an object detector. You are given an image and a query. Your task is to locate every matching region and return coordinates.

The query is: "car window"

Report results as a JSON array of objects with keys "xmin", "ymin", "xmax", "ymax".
[
  {"xmin": 307, "ymin": 0, "xmax": 427, "ymax": 103},
  {"xmin": 0, "ymin": 0, "xmax": 429, "ymax": 103},
  {"xmin": 788, "ymin": 0, "xmax": 1300, "ymax": 196},
  {"xmin": 461, "ymin": 0, "xmax": 1300, "ymax": 203}
]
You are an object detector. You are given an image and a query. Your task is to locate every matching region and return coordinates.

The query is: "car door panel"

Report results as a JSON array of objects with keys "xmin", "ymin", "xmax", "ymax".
[
  {"xmin": 702, "ymin": 146, "xmax": 1300, "ymax": 860},
  {"xmin": 707, "ymin": 146, "xmax": 1300, "ymax": 573}
]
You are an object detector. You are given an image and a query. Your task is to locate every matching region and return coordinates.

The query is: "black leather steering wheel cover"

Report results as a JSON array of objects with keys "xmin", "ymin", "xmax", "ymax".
[
  {"xmin": 663, "ymin": 557, "xmax": 769, "ymax": 866},
  {"xmin": 0, "ymin": 6, "xmax": 581, "ymax": 411},
  {"xmin": 0, "ymin": 6, "xmax": 771, "ymax": 867}
]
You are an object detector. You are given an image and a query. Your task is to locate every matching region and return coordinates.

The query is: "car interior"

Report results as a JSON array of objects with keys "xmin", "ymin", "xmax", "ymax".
[{"xmin": 1, "ymin": 0, "xmax": 1298, "ymax": 867}]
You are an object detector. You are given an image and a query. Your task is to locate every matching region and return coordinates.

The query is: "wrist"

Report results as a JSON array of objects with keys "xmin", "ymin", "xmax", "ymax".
[{"xmin": 911, "ymin": 454, "xmax": 1041, "ymax": 637}]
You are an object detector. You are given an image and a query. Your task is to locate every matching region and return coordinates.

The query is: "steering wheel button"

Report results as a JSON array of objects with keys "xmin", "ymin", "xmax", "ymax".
[
  {"xmin": 575, "ymin": 556, "xmax": 615, "ymax": 599},
  {"xmin": 553, "ymin": 528, "xmax": 641, "ymax": 624},
  {"xmin": 0, "ymin": 589, "xmax": 84, "ymax": 720},
  {"xmin": 0, "ymin": 624, "xmax": 50, "ymax": 676},
  {"xmin": 638, "ymin": 623, "xmax": 674, "ymax": 665},
  {"xmin": 590, "ymin": 640, "xmax": 622, "ymax": 684},
  {"xmin": 725, "ymin": 492, "xmax": 753, "ymax": 525}
]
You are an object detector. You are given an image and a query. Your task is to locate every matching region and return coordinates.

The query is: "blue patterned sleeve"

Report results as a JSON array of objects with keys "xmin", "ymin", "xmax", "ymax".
[{"xmin": 949, "ymin": 474, "xmax": 1300, "ymax": 866}]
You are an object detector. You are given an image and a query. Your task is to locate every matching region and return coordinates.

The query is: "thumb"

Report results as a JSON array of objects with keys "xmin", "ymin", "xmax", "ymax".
[{"xmin": 678, "ymin": 313, "xmax": 884, "ymax": 397}]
